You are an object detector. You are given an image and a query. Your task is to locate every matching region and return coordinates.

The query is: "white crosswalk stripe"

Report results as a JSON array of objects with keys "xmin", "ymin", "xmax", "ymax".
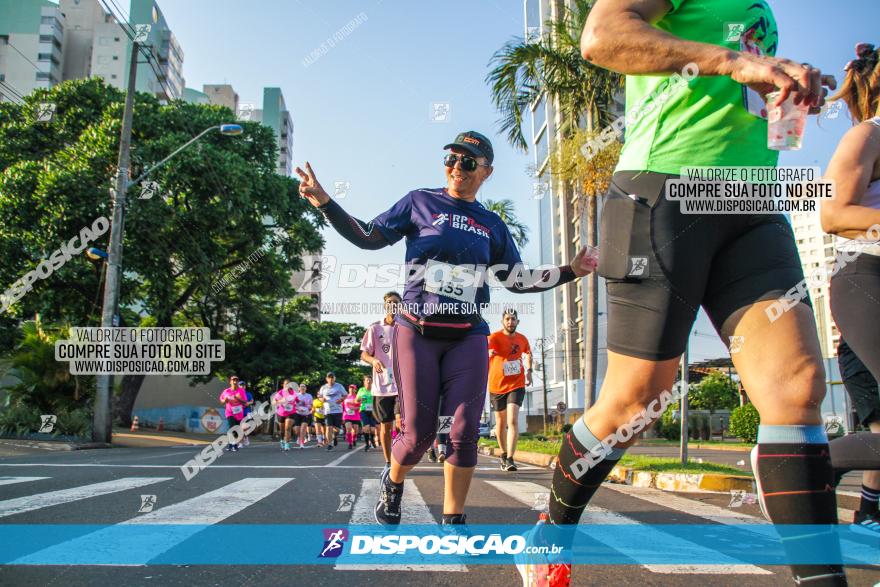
[
  {"xmin": 606, "ymin": 484, "xmax": 879, "ymax": 567},
  {"xmin": 12, "ymin": 478, "xmax": 293, "ymax": 565},
  {"xmin": 0, "ymin": 477, "xmax": 171, "ymax": 518},
  {"xmin": 336, "ymin": 477, "xmax": 467, "ymax": 572},
  {"xmin": 0, "ymin": 476, "xmax": 49, "ymax": 487},
  {"xmin": 485, "ymin": 480, "xmax": 773, "ymax": 575}
]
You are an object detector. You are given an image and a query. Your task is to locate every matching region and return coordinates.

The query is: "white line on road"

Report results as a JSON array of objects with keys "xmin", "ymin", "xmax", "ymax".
[
  {"xmin": 0, "ymin": 476, "xmax": 49, "ymax": 487},
  {"xmin": 12, "ymin": 478, "xmax": 294, "ymax": 565},
  {"xmin": 605, "ymin": 484, "xmax": 878, "ymax": 566},
  {"xmin": 327, "ymin": 447, "xmax": 361, "ymax": 467},
  {"xmin": 336, "ymin": 478, "xmax": 467, "ymax": 572},
  {"xmin": 0, "ymin": 477, "xmax": 171, "ymax": 518},
  {"xmin": 487, "ymin": 480, "xmax": 772, "ymax": 575}
]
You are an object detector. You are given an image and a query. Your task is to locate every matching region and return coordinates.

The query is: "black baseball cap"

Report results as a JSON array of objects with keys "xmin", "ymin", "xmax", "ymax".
[
  {"xmin": 444, "ymin": 131, "xmax": 494, "ymax": 164},
  {"xmin": 326, "ymin": 371, "xmax": 335, "ymax": 378}
]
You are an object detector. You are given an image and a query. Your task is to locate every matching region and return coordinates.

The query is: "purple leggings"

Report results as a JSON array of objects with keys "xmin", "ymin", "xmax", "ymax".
[{"xmin": 391, "ymin": 324, "xmax": 488, "ymax": 468}]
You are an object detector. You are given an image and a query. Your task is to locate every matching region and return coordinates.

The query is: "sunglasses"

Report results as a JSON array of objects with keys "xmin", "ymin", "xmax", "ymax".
[{"xmin": 443, "ymin": 153, "xmax": 489, "ymax": 172}]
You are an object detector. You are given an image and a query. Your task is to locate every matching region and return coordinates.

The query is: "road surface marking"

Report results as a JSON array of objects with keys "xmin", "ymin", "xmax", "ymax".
[
  {"xmin": 327, "ymin": 448, "xmax": 361, "ymax": 467},
  {"xmin": 336, "ymin": 478, "xmax": 467, "ymax": 572},
  {"xmin": 0, "ymin": 477, "xmax": 171, "ymax": 518},
  {"xmin": 606, "ymin": 484, "xmax": 878, "ymax": 566},
  {"xmin": 12, "ymin": 478, "xmax": 293, "ymax": 565},
  {"xmin": 0, "ymin": 476, "xmax": 49, "ymax": 487},
  {"xmin": 486, "ymin": 480, "xmax": 772, "ymax": 575}
]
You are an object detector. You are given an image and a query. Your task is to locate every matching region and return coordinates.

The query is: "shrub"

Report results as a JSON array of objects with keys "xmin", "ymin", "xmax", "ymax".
[
  {"xmin": 659, "ymin": 404, "xmax": 680, "ymax": 440},
  {"xmin": 0, "ymin": 403, "xmax": 42, "ymax": 436},
  {"xmin": 55, "ymin": 408, "xmax": 92, "ymax": 438},
  {"xmin": 730, "ymin": 403, "xmax": 760, "ymax": 443}
]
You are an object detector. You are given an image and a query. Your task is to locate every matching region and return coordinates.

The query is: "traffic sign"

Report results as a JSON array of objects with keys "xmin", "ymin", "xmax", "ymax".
[{"xmin": 556, "ymin": 401, "xmax": 567, "ymax": 412}]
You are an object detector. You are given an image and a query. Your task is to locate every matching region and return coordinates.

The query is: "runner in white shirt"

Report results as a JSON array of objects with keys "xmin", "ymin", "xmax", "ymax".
[
  {"xmin": 361, "ymin": 291, "xmax": 402, "ymax": 473},
  {"xmin": 319, "ymin": 372, "xmax": 346, "ymax": 451}
]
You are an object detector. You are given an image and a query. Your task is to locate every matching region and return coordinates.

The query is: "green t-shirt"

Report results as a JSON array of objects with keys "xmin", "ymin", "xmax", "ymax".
[
  {"xmin": 356, "ymin": 387, "xmax": 373, "ymax": 411},
  {"xmin": 616, "ymin": 0, "xmax": 779, "ymax": 175}
]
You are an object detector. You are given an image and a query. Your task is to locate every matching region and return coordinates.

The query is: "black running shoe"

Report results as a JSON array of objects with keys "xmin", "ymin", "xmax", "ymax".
[
  {"xmin": 375, "ymin": 467, "xmax": 403, "ymax": 525},
  {"xmin": 505, "ymin": 458, "xmax": 518, "ymax": 472},
  {"xmin": 441, "ymin": 513, "xmax": 467, "ymax": 525},
  {"xmin": 334, "ymin": 436, "xmax": 338, "ymax": 447},
  {"xmin": 326, "ymin": 444, "xmax": 334, "ymax": 451},
  {"xmin": 853, "ymin": 511, "xmax": 880, "ymax": 535},
  {"xmin": 500, "ymin": 456, "xmax": 509, "ymax": 470},
  {"xmin": 428, "ymin": 448, "xmax": 438, "ymax": 463}
]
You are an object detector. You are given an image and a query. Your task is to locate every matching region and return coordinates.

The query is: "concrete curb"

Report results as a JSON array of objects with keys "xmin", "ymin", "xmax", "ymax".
[
  {"xmin": 638, "ymin": 442, "xmax": 753, "ymax": 452},
  {"xmin": 0, "ymin": 439, "xmax": 111, "ymax": 451},
  {"xmin": 479, "ymin": 445, "xmax": 754, "ymax": 493},
  {"xmin": 478, "ymin": 446, "xmax": 556, "ymax": 468},
  {"xmin": 608, "ymin": 465, "xmax": 755, "ymax": 492}
]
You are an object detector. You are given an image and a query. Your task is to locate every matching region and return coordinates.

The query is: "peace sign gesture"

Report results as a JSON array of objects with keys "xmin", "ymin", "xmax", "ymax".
[{"xmin": 295, "ymin": 162, "xmax": 330, "ymax": 208}]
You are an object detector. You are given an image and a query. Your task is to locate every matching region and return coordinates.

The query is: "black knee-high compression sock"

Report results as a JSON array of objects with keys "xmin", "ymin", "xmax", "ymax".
[
  {"xmin": 755, "ymin": 425, "xmax": 847, "ymax": 586},
  {"xmin": 549, "ymin": 419, "xmax": 625, "ymax": 525}
]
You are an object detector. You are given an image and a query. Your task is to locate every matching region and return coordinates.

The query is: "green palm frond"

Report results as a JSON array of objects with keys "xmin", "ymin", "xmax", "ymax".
[
  {"xmin": 483, "ymin": 198, "xmax": 529, "ymax": 248},
  {"xmin": 486, "ymin": 0, "xmax": 623, "ymax": 150}
]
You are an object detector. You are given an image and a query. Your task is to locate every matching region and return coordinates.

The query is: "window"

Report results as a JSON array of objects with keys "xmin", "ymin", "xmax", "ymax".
[
  {"xmin": 35, "ymin": 72, "xmax": 51, "ymax": 80},
  {"xmin": 111, "ymin": 74, "xmax": 117, "ymax": 79},
  {"xmin": 38, "ymin": 53, "xmax": 52, "ymax": 61},
  {"xmin": 113, "ymin": 55, "xmax": 118, "ymax": 60},
  {"xmin": 532, "ymin": 97, "xmax": 547, "ymax": 139},
  {"xmin": 114, "ymin": 37, "xmax": 120, "ymax": 42},
  {"xmin": 535, "ymin": 126, "xmax": 550, "ymax": 169}
]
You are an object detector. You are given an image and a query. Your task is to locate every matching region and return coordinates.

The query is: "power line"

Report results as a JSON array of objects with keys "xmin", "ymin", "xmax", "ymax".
[
  {"xmin": 0, "ymin": 81, "xmax": 26, "ymax": 105},
  {"xmin": 6, "ymin": 41, "xmax": 43, "ymax": 73}
]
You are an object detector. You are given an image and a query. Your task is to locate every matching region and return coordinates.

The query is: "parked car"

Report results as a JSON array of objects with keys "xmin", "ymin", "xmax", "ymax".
[{"xmin": 478, "ymin": 422, "xmax": 491, "ymax": 438}]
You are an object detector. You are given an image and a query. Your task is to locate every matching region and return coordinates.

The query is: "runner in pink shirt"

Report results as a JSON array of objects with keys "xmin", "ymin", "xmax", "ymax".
[
  {"xmin": 271, "ymin": 379, "xmax": 298, "ymax": 451},
  {"xmin": 293, "ymin": 384, "xmax": 314, "ymax": 449},
  {"xmin": 219, "ymin": 375, "xmax": 247, "ymax": 452},
  {"xmin": 342, "ymin": 384, "xmax": 362, "ymax": 450}
]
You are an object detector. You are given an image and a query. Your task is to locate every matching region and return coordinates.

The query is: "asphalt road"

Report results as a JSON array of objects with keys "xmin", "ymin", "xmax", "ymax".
[{"xmin": 0, "ymin": 439, "xmax": 877, "ymax": 587}]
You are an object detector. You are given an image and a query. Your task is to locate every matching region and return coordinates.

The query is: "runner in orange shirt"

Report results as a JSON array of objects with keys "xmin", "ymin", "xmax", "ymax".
[{"xmin": 488, "ymin": 309, "xmax": 532, "ymax": 472}]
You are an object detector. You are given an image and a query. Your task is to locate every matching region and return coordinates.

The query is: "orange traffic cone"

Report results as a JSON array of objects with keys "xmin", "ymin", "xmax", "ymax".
[
  {"xmin": 131, "ymin": 416, "xmax": 139, "ymax": 432},
  {"xmin": 157, "ymin": 417, "xmax": 164, "ymax": 432}
]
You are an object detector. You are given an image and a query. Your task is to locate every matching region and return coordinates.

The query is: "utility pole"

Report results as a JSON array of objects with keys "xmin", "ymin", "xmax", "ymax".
[
  {"xmin": 540, "ymin": 338, "xmax": 549, "ymax": 431},
  {"xmin": 93, "ymin": 41, "xmax": 140, "ymax": 443},
  {"xmin": 679, "ymin": 343, "xmax": 689, "ymax": 465}
]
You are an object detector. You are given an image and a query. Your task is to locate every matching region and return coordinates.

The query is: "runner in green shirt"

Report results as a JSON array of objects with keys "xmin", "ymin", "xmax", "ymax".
[
  {"xmin": 356, "ymin": 376, "xmax": 378, "ymax": 451},
  {"xmin": 526, "ymin": 1, "xmax": 844, "ymax": 587}
]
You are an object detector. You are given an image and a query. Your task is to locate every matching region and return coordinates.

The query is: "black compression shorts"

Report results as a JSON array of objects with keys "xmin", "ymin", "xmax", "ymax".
[{"xmin": 600, "ymin": 171, "xmax": 810, "ymax": 361}]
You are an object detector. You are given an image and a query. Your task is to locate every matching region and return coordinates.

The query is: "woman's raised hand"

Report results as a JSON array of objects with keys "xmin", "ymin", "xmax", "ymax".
[{"xmin": 295, "ymin": 162, "xmax": 331, "ymax": 207}]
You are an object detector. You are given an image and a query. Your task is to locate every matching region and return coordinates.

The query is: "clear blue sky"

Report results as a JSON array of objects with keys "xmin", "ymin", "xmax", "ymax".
[{"xmin": 152, "ymin": 0, "xmax": 874, "ymax": 362}]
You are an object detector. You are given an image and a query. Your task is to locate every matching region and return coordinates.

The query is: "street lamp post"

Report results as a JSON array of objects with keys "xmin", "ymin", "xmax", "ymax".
[{"xmin": 91, "ymin": 115, "xmax": 243, "ymax": 443}]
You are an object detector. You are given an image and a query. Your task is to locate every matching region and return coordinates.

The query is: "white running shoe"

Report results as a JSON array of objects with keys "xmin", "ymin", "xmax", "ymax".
[{"xmin": 516, "ymin": 513, "xmax": 571, "ymax": 587}]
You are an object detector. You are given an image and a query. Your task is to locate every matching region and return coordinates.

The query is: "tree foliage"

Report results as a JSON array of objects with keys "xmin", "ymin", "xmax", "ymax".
[
  {"xmin": 729, "ymin": 403, "xmax": 760, "ymax": 443},
  {"xmin": 486, "ymin": 0, "xmax": 623, "ymax": 151},
  {"xmin": 0, "ymin": 79, "xmax": 366, "ymax": 423},
  {"xmin": 483, "ymin": 198, "xmax": 529, "ymax": 248},
  {"xmin": 688, "ymin": 371, "xmax": 740, "ymax": 413}
]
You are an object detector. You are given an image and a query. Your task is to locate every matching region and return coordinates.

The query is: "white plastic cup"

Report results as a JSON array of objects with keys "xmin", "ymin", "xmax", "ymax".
[{"xmin": 767, "ymin": 91, "xmax": 809, "ymax": 151}]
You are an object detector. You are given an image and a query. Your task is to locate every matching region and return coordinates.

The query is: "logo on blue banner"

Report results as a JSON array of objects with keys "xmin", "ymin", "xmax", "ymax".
[{"xmin": 319, "ymin": 528, "xmax": 348, "ymax": 558}]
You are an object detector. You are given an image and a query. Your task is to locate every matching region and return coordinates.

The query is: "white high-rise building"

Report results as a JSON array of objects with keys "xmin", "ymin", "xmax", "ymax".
[
  {"xmin": 790, "ymin": 211, "xmax": 840, "ymax": 358},
  {"xmin": 0, "ymin": 0, "xmax": 66, "ymax": 102},
  {"xmin": 0, "ymin": 0, "xmax": 185, "ymax": 104}
]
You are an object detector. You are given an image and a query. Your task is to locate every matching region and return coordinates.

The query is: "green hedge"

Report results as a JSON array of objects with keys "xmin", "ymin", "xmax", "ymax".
[{"xmin": 730, "ymin": 403, "xmax": 760, "ymax": 443}]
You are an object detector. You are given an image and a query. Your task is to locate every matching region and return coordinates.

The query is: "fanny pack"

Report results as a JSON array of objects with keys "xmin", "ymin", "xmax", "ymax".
[{"xmin": 401, "ymin": 311, "xmax": 481, "ymax": 340}]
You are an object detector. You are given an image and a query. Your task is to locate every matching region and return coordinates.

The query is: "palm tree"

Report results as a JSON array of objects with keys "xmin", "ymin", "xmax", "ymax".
[
  {"xmin": 486, "ymin": 0, "xmax": 623, "ymax": 410},
  {"xmin": 483, "ymin": 198, "xmax": 529, "ymax": 248}
]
